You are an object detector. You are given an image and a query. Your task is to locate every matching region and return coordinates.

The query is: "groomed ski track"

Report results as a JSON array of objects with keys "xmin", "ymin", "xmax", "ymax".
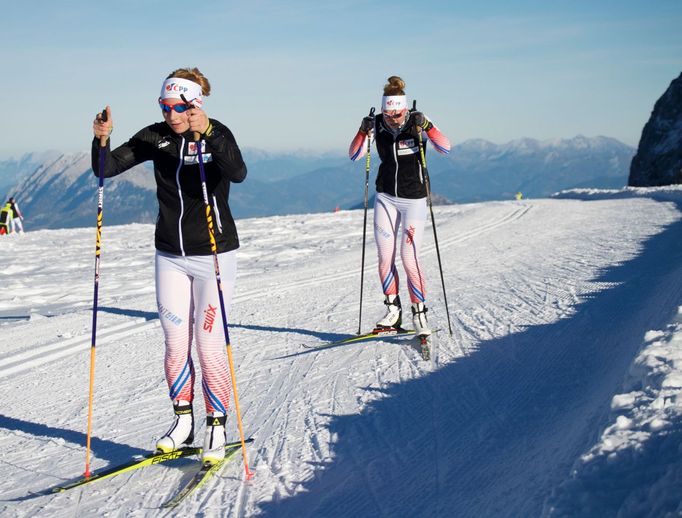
[{"xmin": 0, "ymin": 195, "xmax": 680, "ymax": 517}]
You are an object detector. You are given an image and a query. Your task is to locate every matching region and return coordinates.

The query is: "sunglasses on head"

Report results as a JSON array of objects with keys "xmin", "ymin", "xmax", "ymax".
[
  {"xmin": 383, "ymin": 111, "xmax": 404, "ymax": 120},
  {"xmin": 159, "ymin": 100, "xmax": 192, "ymax": 113}
]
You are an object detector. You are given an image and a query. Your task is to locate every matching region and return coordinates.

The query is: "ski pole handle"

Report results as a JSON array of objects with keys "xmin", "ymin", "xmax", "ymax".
[
  {"xmin": 364, "ymin": 107, "xmax": 375, "ymax": 167},
  {"xmin": 412, "ymin": 100, "xmax": 423, "ymax": 135},
  {"xmin": 99, "ymin": 108, "xmax": 108, "ymax": 148}
]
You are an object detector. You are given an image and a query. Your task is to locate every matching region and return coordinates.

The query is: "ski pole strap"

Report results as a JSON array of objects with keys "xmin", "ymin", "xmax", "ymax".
[
  {"xmin": 206, "ymin": 414, "xmax": 227, "ymax": 427},
  {"xmin": 174, "ymin": 404, "xmax": 193, "ymax": 416}
]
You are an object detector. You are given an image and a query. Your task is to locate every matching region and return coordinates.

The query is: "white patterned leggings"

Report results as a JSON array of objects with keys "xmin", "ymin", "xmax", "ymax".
[
  {"xmin": 155, "ymin": 250, "xmax": 236, "ymax": 414},
  {"xmin": 373, "ymin": 192, "xmax": 428, "ymax": 304}
]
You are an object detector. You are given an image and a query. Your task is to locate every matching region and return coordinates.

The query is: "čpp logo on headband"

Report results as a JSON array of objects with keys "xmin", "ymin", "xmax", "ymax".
[
  {"xmin": 382, "ymin": 95, "xmax": 407, "ymax": 111},
  {"xmin": 165, "ymin": 82, "xmax": 190, "ymax": 94}
]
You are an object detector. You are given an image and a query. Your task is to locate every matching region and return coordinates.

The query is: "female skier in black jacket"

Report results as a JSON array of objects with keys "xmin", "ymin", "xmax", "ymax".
[
  {"xmin": 92, "ymin": 67, "xmax": 246, "ymax": 465},
  {"xmin": 349, "ymin": 76, "xmax": 451, "ymax": 336}
]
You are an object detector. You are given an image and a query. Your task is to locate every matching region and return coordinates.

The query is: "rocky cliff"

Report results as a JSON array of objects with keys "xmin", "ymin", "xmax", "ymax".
[{"xmin": 629, "ymin": 72, "xmax": 682, "ymax": 186}]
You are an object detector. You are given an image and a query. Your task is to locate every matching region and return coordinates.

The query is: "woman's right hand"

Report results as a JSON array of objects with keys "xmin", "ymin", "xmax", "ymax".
[
  {"xmin": 360, "ymin": 116, "xmax": 374, "ymax": 134},
  {"xmin": 93, "ymin": 106, "xmax": 113, "ymax": 140}
]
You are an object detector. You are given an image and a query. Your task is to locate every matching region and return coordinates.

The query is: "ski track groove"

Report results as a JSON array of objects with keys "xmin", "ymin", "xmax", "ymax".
[
  {"xmin": 236, "ymin": 335, "xmax": 326, "ymax": 514},
  {"xmin": 0, "ymin": 319, "xmax": 160, "ymax": 380}
]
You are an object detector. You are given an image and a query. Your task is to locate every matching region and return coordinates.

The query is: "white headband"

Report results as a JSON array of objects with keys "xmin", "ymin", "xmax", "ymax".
[
  {"xmin": 382, "ymin": 95, "xmax": 407, "ymax": 111},
  {"xmin": 160, "ymin": 77, "xmax": 204, "ymax": 107}
]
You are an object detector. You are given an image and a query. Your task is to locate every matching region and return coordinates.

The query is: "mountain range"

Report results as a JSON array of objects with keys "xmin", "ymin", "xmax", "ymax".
[{"xmin": 1, "ymin": 135, "xmax": 635, "ymax": 229}]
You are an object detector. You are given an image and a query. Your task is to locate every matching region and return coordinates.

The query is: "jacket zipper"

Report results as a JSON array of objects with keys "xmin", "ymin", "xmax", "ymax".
[{"xmin": 393, "ymin": 135, "xmax": 399, "ymax": 196}]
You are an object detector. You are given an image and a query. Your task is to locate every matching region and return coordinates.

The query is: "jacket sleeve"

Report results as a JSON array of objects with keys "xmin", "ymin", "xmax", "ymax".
[
  {"xmin": 204, "ymin": 120, "xmax": 247, "ymax": 183},
  {"xmin": 349, "ymin": 130, "xmax": 372, "ymax": 161},
  {"xmin": 425, "ymin": 123, "xmax": 451, "ymax": 155},
  {"xmin": 91, "ymin": 126, "xmax": 156, "ymax": 178}
]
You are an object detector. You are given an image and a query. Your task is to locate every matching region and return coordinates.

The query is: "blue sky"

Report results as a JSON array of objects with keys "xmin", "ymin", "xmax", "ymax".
[{"xmin": 1, "ymin": 1, "xmax": 680, "ymax": 158}]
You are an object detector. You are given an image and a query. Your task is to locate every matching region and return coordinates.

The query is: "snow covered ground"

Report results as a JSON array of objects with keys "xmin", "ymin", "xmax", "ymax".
[{"xmin": 0, "ymin": 187, "xmax": 681, "ymax": 517}]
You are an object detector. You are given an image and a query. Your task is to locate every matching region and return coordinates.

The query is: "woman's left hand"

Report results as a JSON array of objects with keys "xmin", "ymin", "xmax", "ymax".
[{"xmin": 188, "ymin": 107, "xmax": 210, "ymax": 134}]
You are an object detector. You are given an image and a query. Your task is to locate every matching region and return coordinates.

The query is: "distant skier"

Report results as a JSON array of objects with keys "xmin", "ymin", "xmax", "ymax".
[
  {"xmin": 349, "ymin": 76, "xmax": 451, "ymax": 337},
  {"xmin": 8, "ymin": 197, "xmax": 24, "ymax": 233},
  {"xmin": 91, "ymin": 67, "xmax": 247, "ymax": 465},
  {"xmin": 0, "ymin": 200, "xmax": 13, "ymax": 235}
]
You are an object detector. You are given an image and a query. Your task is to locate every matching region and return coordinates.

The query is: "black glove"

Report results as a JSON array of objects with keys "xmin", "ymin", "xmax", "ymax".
[
  {"xmin": 360, "ymin": 116, "xmax": 374, "ymax": 133},
  {"xmin": 411, "ymin": 111, "xmax": 432, "ymax": 131}
]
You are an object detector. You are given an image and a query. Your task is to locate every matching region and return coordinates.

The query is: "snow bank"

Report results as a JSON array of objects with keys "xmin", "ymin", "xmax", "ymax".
[{"xmin": 544, "ymin": 307, "xmax": 682, "ymax": 517}]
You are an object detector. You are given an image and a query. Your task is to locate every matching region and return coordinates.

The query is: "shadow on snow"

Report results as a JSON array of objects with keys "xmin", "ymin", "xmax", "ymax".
[
  {"xmin": 0, "ymin": 414, "xmax": 148, "ymax": 500},
  {"xmin": 256, "ymin": 202, "xmax": 682, "ymax": 518}
]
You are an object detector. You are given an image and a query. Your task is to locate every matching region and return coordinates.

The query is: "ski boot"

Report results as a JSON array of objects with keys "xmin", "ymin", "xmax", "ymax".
[
  {"xmin": 411, "ymin": 302, "xmax": 431, "ymax": 336},
  {"xmin": 202, "ymin": 412, "xmax": 227, "ymax": 465},
  {"xmin": 376, "ymin": 294, "xmax": 402, "ymax": 329},
  {"xmin": 156, "ymin": 400, "xmax": 194, "ymax": 453}
]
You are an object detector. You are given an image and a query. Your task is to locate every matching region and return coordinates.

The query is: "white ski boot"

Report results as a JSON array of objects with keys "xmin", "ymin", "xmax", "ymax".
[
  {"xmin": 411, "ymin": 302, "xmax": 432, "ymax": 336},
  {"xmin": 376, "ymin": 294, "xmax": 402, "ymax": 328},
  {"xmin": 202, "ymin": 412, "xmax": 227, "ymax": 465},
  {"xmin": 156, "ymin": 400, "xmax": 194, "ymax": 453}
]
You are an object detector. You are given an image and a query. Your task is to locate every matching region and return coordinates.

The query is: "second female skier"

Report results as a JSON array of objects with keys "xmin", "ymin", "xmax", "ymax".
[{"xmin": 348, "ymin": 76, "xmax": 451, "ymax": 336}]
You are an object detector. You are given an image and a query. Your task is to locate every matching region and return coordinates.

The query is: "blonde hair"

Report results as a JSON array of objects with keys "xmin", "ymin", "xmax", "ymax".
[
  {"xmin": 383, "ymin": 76, "xmax": 406, "ymax": 96},
  {"xmin": 166, "ymin": 67, "xmax": 211, "ymax": 97}
]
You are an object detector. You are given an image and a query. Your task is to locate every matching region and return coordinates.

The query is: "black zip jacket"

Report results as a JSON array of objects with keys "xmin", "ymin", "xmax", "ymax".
[
  {"xmin": 92, "ymin": 119, "xmax": 246, "ymax": 256},
  {"xmin": 374, "ymin": 113, "xmax": 427, "ymax": 199}
]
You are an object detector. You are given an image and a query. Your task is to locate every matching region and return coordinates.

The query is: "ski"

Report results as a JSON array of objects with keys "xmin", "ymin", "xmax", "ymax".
[
  {"xmin": 416, "ymin": 334, "xmax": 431, "ymax": 361},
  {"xmin": 303, "ymin": 327, "xmax": 415, "ymax": 350},
  {"xmin": 45, "ymin": 440, "xmax": 244, "ymax": 494},
  {"xmin": 162, "ymin": 439, "xmax": 253, "ymax": 509}
]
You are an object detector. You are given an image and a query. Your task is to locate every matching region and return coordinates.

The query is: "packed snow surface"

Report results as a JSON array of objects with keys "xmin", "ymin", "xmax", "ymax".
[{"xmin": 1, "ymin": 188, "xmax": 681, "ymax": 517}]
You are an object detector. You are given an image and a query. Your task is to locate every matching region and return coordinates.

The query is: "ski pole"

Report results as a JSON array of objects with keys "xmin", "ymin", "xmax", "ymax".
[
  {"xmin": 85, "ymin": 107, "xmax": 108, "ymax": 478},
  {"xmin": 358, "ymin": 107, "xmax": 375, "ymax": 335},
  {"xmin": 414, "ymin": 102, "xmax": 453, "ymax": 335},
  {"xmin": 183, "ymin": 96, "xmax": 253, "ymax": 480}
]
